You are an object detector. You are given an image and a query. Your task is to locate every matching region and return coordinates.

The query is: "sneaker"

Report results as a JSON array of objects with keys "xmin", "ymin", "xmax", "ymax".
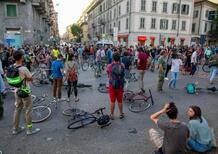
[
  {"xmin": 120, "ymin": 113, "xmax": 125, "ymax": 119},
  {"xmin": 12, "ymin": 126, "xmax": 25, "ymax": 135},
  {"xmin": 75, "ymin": 97, "xmax": 79, "ymax": 102},
  {"xmin": 164, "ymin": 77, "xmax": 169, "ymax": 80},
  {"xmin": 57, "ymin": 98, "xmax": 66, "ymax": 102},
  {"xmin": 26, "ymin": 127, "xmax": 40, "ymax": 135},
  {"xmin": 67, "ymin": 98, "xmax": 70, "ymax": 102},
  {"xmin": 52, "ymin": 97, "xmax": 57, "ymax": 102}
]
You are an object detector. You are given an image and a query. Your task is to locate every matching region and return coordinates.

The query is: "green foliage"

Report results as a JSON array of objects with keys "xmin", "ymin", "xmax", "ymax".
[{"xmin": 70, "ymin": 24, "xmax": 82, "ymax": 42}]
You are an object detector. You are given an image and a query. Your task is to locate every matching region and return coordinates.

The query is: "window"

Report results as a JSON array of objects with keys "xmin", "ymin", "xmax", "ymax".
[
  {"xmin": 114, "ymin": 22, "xmax": 116, "ymax": 27},
  {"xmin": 160, "ymin": 19, "xmax": 168, "ymax": 30},
  {"xmin": 204, "ymin": 23, "xmax": 207, "ymax": 32},
  {"xmin": 140, "ymin": 18, "xmax": 145, "ymax": 29},
  {"xmin": 141, "ymin": 0, "xmax": 146, "ymax": 11},
  {"xmin": 163, "ymin": 2, "xmax": 168, "ymax": 13},
  {"xmin": 192, "ymin": 23, "xmax": 196, "ymax": 33},
  {"xmin": 172, "ymin": 3, "xmax": 179, "ymax": 14},
  {"xmin": 6, "ymin": 4, "xmax": 17, "ymax": 17},
  {"xmin": 114, "ymin": 8, "xmax": 116, "ymax": 19},
  {"xmin": 172, "ymin": 20, "xmax": 177, "ymax": 30},
  {"xmin": 99, "ymin": 5, "xmax": 102, "ymax": 12},
  {"xmin": 118, "ymin": 21, "xmax": 121, "ymax": 31},
  {"xmin": 126, "ymin": 1, "xmax": 129, "ymax": 13},
  {"xmin": 152, "ymin": 1, "xmax": 157, "ymax": 12},
  {"xmin": 181, "ymin": 21, "xmax": 186, "ymax": 30},
  {"xmin": 194, "ymin": 10, "xmax": 199, "ymax": 18},
  {"xmin": 126, "ymin": 18, "xmax": 129, "ymax": 29},
  {"xmin": 151, "ymin": 18, "xmax": 156, "ymax": 29},
  {"xmin": 181, "ymin": 4, "xmax": 189, "ymax": 15},
  {"xmin": 118, "ymin": 5, "xmax": 121, "ymax": 16},
  {"xmin": 110, "ymin": 10, "xmax": 112, "ymax": 20},
  {"xmin": 205, "ymin": 10, "xmax": 209, "ymax": 18}
]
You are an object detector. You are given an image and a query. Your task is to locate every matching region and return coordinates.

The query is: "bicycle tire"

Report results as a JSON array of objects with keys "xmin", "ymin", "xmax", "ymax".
[
  {"xmin": 82, "ymin": 62, "xmax": 89, "ymax": 71},
  {"xmin": 62, "ymin": 108, "xmax": 86, "ymax": 116},
  {"xmin": 32, "ymin": 105, "xmax": 52, "ymax": 123},
  {"xmin": 128, "ymin": 99, "xmax": 152, "ymax": 113},
  {"xmin": 67, "ymin": 116, "xmax": 96, "ymax": 129},
  {"xmin": 98, "ymin": 85, "xmax": 108, "ymax": 93},
  {"xmin": 202, "ymin": 64, "xmax": 210, "ymax": 73}
]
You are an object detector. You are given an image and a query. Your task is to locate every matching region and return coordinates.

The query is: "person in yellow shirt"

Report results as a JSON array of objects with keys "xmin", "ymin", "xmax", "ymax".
[{"xmin": 53, "ymin": 46, "xmax": 59, "ymax": 59}]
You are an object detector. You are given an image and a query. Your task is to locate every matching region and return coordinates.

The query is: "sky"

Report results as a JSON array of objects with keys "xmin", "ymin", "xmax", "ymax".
[{"xmin": 53, "ymin": 0, "xmax": 93, "ymax": 36}]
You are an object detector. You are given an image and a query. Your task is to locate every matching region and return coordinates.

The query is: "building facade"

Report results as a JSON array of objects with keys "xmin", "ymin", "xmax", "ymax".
[
  {"xmin": 87, "ymin": 0, "xmax": 194, "ymax": 46},
  {"xmin": 0, "ymin": 0, "xmax": 59, "ymax": 48},
  {"xmin": 192, "ymin": 0, "xmax": 218, "ymax": 45}
]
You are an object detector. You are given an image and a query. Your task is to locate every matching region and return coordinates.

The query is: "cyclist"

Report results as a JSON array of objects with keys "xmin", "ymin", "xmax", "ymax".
[{"xmin": 12, "ymin": 50, "xmax": 40, "ymax": 135}]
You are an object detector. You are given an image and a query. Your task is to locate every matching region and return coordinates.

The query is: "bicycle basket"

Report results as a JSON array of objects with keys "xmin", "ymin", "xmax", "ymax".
[{"xmin": 97, "ymin": 115, "xmax": 110, "ymax": 126}]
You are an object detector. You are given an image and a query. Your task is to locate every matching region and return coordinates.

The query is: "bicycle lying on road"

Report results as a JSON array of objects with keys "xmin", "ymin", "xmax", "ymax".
[
  {"xmin": 124, "ymin": 89, "xmax": 154, "ymax": 113},
  {"xmin": 65, "ymin": 107, "xmax": 111, "ymax": 129},
  {"xmin": 31, "ymin": 94, "xmax": 66, "ymax": 123}
]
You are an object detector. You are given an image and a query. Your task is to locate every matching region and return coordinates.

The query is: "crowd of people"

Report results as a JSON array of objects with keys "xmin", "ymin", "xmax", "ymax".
[{"xmin": 0, "ymin": 42, "xmax": 217, "ymax": 153}]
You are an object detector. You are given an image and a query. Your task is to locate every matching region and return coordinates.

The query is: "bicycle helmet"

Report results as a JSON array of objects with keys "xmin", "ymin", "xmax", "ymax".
[{"xmin": 97, "ymin": 115, "xmax": 110, "ymax": 126}]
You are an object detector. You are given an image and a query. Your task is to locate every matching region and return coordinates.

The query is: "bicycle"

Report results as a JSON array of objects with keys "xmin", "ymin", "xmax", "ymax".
[
  {"xmin": 123, "ymin": 89, "xmax": 154, "ymax": 113},
  {"xmin": 31, "ymin": 94, "xmax": 66, "ymax": 123},
  {"xmin": 32, "ymin": 67, "xmax": 50, "ymax": 87},
  {"xmin": 98, "ymin": 83, "xmax": 108, "ymax": 93},
  {"xmin": 67, "ymin": 107, "xmax": 111, "ymax": 129}
]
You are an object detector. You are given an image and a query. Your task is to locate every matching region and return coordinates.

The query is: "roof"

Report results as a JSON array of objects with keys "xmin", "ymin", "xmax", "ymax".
[{"xmin": 195, "ymin": 0, "xmax": 218, "ymax": 6}]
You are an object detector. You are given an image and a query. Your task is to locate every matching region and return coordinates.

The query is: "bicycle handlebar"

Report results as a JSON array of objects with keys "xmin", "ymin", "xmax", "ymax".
[{"xmin": 93, "ymin": 107, "xmax": 106, "ymax": 114}]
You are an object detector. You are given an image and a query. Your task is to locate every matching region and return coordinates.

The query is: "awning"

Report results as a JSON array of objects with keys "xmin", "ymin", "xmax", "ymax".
[{"xmin": 138, "ymin": 36, "xmax": 147, "ymax": 41}]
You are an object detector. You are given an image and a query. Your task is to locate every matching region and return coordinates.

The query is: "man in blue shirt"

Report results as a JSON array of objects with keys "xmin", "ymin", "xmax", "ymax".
[
  {"xmin": 52, "ymin": 54, "xmax": 64, "ymax": 101},
  {"xmin": 77, "ymin": 45, "xmax": 83, "ymax": 65},
  {"xmin": 106, "ymin": 46, "xmax": 113, "ymax": 64}
]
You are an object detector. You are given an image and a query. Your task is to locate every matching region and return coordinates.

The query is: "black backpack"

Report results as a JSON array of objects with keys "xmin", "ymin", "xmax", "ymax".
[
  {"xmin": 110, "ymin": 63, "xmax": 125, "ymax": 89},
  {"xmin": 6, "ymin": 65, "xmax": 23, "ymax": 88}
]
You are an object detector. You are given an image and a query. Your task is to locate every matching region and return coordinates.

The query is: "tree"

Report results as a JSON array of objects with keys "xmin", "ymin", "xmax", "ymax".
[
  {"xmin": 70, "ymin": 24, "xmax": 82, "ymax": 42},
  {"xmin": 208, "ymin": 8, "xmax": 218, "ymax": 39}
]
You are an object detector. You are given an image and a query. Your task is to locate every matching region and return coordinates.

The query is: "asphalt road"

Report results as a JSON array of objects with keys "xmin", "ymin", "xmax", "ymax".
[{"xmin": 0, "ymin": 68, "xmax": 217, "ymax": 154}]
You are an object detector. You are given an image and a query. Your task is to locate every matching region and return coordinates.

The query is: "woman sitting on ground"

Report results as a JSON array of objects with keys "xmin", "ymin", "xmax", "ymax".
[{"xmin": 187, "ymin": 105, "xmax": 213, "ymax": 153}]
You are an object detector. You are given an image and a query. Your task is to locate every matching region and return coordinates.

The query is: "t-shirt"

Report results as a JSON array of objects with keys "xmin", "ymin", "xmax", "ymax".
[
  {"xmin": 157, "ymin": 120, "xmax": 189, "ymax": 154},
  {"xmin": 77, "ymin": 47, "xmax": 83, "ymax": 56},
  {"xmin": 53, "ymin": 49, "xmax": 59, "ymax": 58},
  {"xmin": 191, "ymin": 51, "xmax": 197, "ymax": 63},
  {"xmin": 137, "ymin": 52, "xmax": 149, "ymax": 70},
  {"xmin": 171, "ymin": 59, "xmax": 183, "ymax": 72},
  {"xmin": 188, "ymin": 117, "xmax": 212, "ymax": 145},
  {"xmin": 52, "ymin": 60, "xmax": 64, "ymax": 78},
  {"xmin": 122, "ymin": 56, "xmax": 131, "ymax": 70},
  {"xmin": 158, "ymin": 56, "xmax": 167, "ymax": 72},
  {"xmin": 16, "ymin": 65, "xmax": 32, "ymax": 89}
]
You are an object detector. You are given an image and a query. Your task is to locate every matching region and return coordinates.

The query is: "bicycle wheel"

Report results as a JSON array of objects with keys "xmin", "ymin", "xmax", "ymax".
[
  {"xmin": 77, "ymin": 83, "xmax": 92, "ymax": 88},
  {"xmin": 129, "ymin": 99, "xmax": 152, "ymax": 113},
  {"xmin": 202, "ymin": 64, "xmax": 210, "ymax": 73},
  {"xmin": 67, "ymin": 116, "xmax": 96, "ymax": 129},
  {"xmin": 82, "ymin": 62, "xmax": 89, "ymax": 71},
  {"xmin": 32, "ymin": 105, "xmax": 52, "ymax": 123},
  {"xmin": 62, "ymin": 108, "xmax": 86, "ymax": 116},
  {"xmin": 98, "ymin": 85, "xmax": 108, "ymax": 93}
]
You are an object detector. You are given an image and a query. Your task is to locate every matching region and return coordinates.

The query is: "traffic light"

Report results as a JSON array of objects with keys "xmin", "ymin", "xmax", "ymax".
[{"xmin": 208, "ymin": 11, "xmax": 216, "ymax": 20}]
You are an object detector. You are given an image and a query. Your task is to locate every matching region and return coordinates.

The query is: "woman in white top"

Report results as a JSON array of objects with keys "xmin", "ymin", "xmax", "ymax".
[{"xmin": 168, "ymin": 54, "xmax": 183, "ymax": 88}]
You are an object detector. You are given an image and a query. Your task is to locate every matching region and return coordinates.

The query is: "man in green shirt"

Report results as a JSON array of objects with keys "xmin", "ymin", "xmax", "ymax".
[{"xmin": 157, "ymin": 50, "xmax": 167, "ymax": 92}]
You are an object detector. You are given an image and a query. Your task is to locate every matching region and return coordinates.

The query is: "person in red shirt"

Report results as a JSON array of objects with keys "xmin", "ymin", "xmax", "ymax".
[
  {"xmin": 137, "ymin": 48, "xmax": 150, "ymax": 92},
  {"xmin": 107, "ymin": 52, "xmax": 125, "ymax": 120}
]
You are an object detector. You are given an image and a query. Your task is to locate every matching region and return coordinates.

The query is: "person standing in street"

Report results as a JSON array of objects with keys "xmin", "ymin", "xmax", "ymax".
[
  {"xmin": 157, "ymin": 50, "xmax": 167, "ymax": 92},
  {"xmin": 168, "ymin": 54, "xmax": 183, "ymax": 89},
  {"xmin": 137, "ymin": 48, "xmax": 149, "ymax": 92},
  {"xmin": 208, "ymin": 49, "xmax": 218, "ymax": 84},
  {"xmin": 52, "ymin": 54, "xmax": 65, "ymax": 102},
  {"xmin": 12, "ymin": 50, "xmax": 40, "ymax": 135},
  {"xmin": 107, "ymin": 52, "xmax": 125, "ymax": 120},
  {"xmin": 190, "ymin": 48, "xmax": 198, "ymax": 76}
]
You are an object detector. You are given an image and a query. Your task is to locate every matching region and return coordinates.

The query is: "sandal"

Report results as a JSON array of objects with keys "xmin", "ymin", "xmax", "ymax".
[
  {"xmin": 120, "ymin": 113, "xmax": 125, "ymax": 119},
  {"xmin": 109, "ymin": 114, "xmax": 114, "ymax": 120}
]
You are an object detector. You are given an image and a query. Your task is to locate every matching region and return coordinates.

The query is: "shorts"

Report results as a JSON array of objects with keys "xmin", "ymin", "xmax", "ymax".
[{"xmin": 108, "ymin": 85, "xmax": 124, "ymax": 103}]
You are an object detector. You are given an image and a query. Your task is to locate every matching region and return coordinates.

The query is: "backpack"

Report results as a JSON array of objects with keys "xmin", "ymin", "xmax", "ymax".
[
  {"xmin": 67, "ymin": 64, "xmax": 77, "ymax": 82},
  {"xmin": 110, "ymin": 63, "xmax": 125, "ymax": 89},
  {"xmin": 6, "ymin": 65, "xmax": 23, "ymax": 88},
  {"xmin": 186, "ymin": 83, "xmax": 196, "ymax": 94}
]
